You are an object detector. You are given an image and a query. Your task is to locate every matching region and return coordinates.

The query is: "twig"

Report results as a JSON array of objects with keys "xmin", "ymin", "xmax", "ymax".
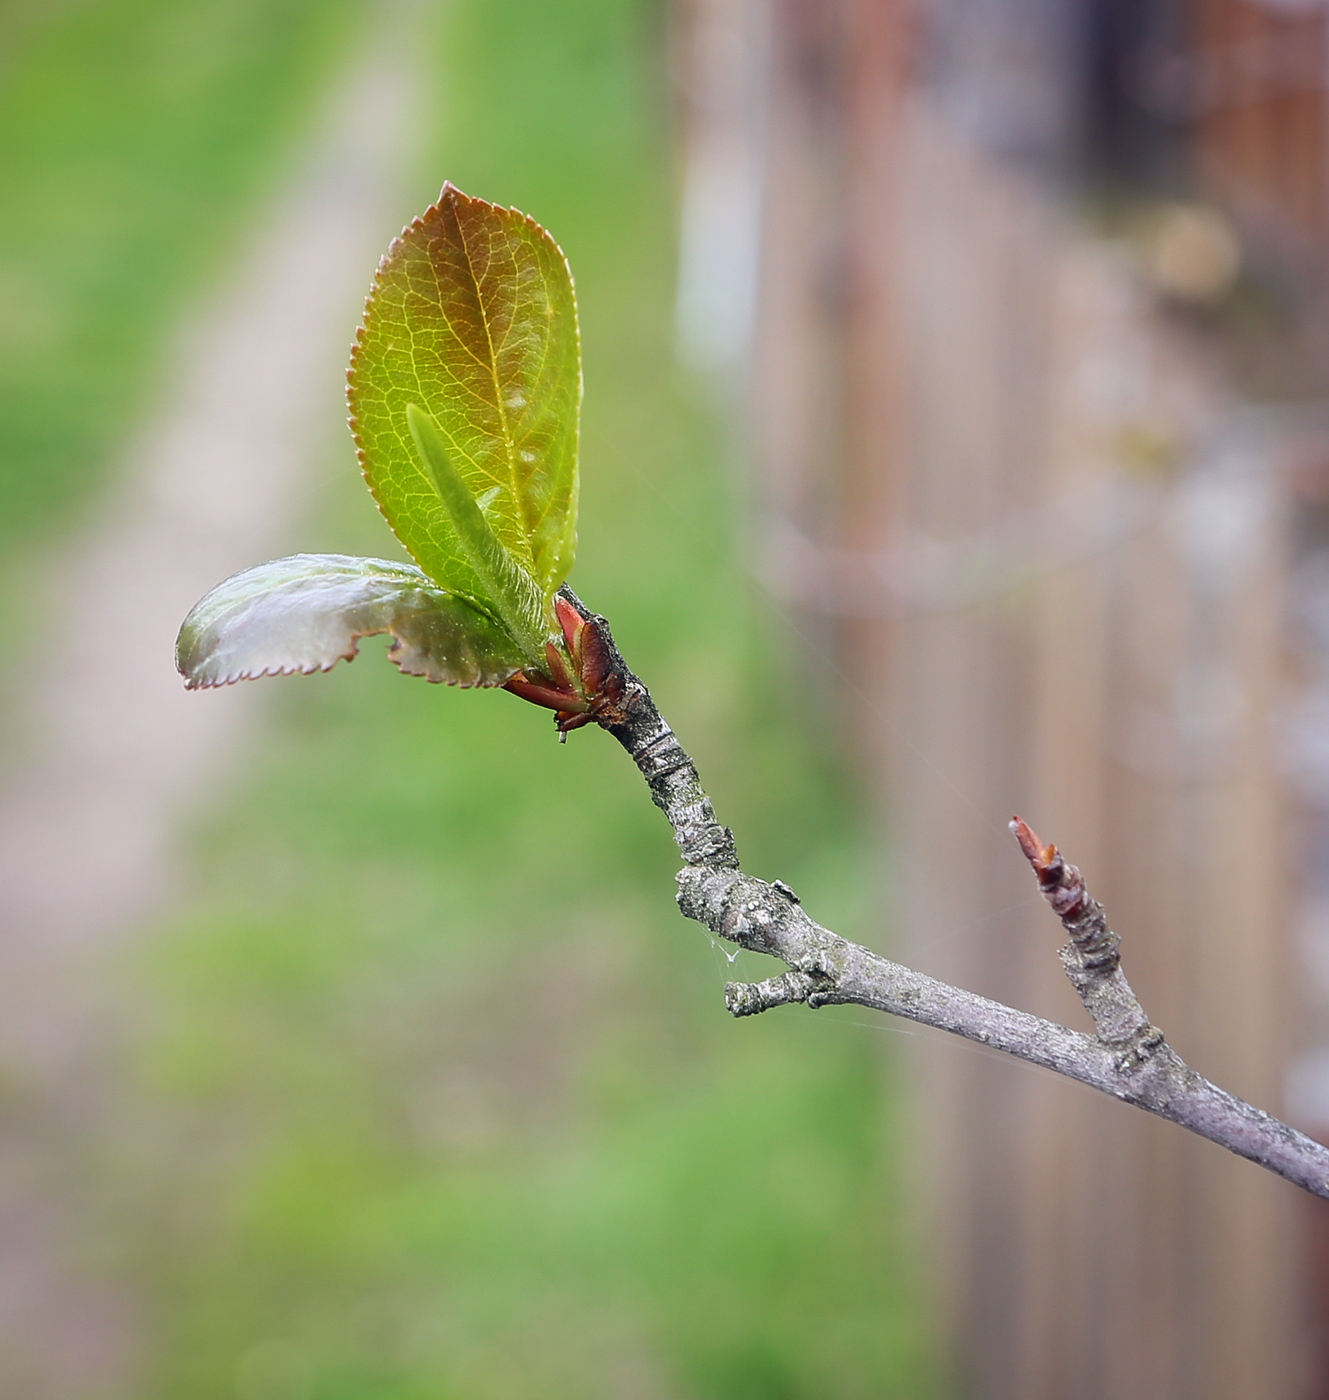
[
  {"xmin": 1008, "ymin": 817, "xmax": 1164, "ymax": 1070},
  {"xmin": 556, "ymin": 586, "xmax": 1329, "ymax": 1201}
]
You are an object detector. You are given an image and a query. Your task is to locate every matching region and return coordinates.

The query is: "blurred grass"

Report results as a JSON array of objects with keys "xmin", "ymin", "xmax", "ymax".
[
  {"xmin": 23, "ymin": 0, "xmax": 941, "ymax": 1395},
  {"xmin": 0, "ymin": 0, "xmax": 364, "ymax": 552}
]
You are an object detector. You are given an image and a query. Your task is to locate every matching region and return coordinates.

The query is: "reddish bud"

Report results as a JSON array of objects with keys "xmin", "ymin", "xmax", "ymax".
[
  {"xmin": 554, "ymin": 595, "xmax": 585, "ymax": 664},
  {"xmin": 509, "ymin": 604, "xmax": 630, "ymax": 734},
  {"xmin": 504, "ymin": 672, "xmax": 589, "ymax": 714},
  {"xmin": 556, "ymin": 709, "xmax": 594, "ymax": 734},
  {"xmin": 1010, "ymin": 816, "xmax": 1061, "ymax": 884},
  {"xmin": 577, "ymin": 617, "xmax": 615, "ymax": 694},
  {"xmin": 1011, "ymin": 816, "xmax": 1044, "ymax": 865},
  {"xmin": 543, "ymin": 640, "xmax": 573, "ymax": 693}
]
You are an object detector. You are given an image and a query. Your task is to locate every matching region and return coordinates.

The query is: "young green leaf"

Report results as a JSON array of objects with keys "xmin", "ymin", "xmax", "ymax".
[
  {"xmin": 348, "ymin": 182, "xmax": 581, "ymax": 616},
  {"xmin": 176, "ymin": 554, "xmax": 525, "ymax": 690},
  {"xmin": 405, "ymin": 403, "xmax": 546, "ymax": 662}
]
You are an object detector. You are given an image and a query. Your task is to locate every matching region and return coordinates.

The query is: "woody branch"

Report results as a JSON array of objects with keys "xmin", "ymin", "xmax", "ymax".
[{"xmin": 552, "ymin": 586, "xmax": 1329, "ymax": 1201}]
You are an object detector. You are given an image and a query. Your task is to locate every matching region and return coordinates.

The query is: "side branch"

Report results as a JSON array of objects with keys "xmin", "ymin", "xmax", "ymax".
[
  {"xmin": 1009, "ymin": 817, "xmax": 1164, "ymax": 1070},
  {"xmin": 557, "ymin": 588, "xmax": 1329, "ymax": 1200}
]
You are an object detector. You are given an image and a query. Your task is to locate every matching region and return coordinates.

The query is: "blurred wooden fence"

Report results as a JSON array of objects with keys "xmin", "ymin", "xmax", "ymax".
[
  {"xmin": 880, "ymin": 118, "xmax": 1293, "ymax": 1400},
  {"xmin": 675, "ymin": 0, "xmax": 1326, "ymax": 1395},
  {"xmin": 1189, "ymin": 0, "xmax": 1329, "ymax": 267}
]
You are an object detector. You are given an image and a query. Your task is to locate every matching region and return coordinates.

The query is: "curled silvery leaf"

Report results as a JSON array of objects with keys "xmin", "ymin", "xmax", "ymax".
[{"xmin": 176, "ymin": 554, "xmax": 525, "ymax": 690}]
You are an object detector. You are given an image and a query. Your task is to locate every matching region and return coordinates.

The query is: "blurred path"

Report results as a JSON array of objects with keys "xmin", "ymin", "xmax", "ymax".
[{"xmin": 0, "ymin": 23, "xmax": 420, "ymax": 1397}]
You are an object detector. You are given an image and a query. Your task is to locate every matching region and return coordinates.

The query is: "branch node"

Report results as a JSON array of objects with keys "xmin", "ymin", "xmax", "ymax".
[
  {"xmin": 715, "ymin": 879, "xmax": 783, "ymax": 955},
  {"xmin": 1107, "ymin": 1024, "xmax": 1167, "ymax": 1074},
  {"xmin": 771, "ymin": 879, "xmax": 801, "ymax": 904},
  {"xmin": 726, "ymin": 969, "xmax": 824, "ymax": 1017}
]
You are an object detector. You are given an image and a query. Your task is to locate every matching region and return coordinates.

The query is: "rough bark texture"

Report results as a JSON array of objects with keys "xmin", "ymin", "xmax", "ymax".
[{"xmin": 555, "ymin": 587, "xmax": 1329, "ymax": 1201}]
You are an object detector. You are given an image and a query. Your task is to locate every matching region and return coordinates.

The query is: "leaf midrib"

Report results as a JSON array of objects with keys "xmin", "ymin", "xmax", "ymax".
[{"xmin": 451, "ymin": 201, "xmax": 530, "ymax": 559}]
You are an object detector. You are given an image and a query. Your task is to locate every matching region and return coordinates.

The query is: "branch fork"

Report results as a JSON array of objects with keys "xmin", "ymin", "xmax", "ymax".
[{"xmin": 554, "ymin": 589, "xmax": 1329, "ymax": 1201}]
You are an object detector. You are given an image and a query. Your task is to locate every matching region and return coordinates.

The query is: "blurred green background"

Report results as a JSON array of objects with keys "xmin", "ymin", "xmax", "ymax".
[{"xmin": 0, "ymin": 0, "xmax": 935, "ymax": 1395}]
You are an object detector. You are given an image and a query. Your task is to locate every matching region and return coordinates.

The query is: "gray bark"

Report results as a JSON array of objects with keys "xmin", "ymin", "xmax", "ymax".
[{"xmin": 557, "ymin": 587, "xmax": 1329, "ymax": 1201}]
